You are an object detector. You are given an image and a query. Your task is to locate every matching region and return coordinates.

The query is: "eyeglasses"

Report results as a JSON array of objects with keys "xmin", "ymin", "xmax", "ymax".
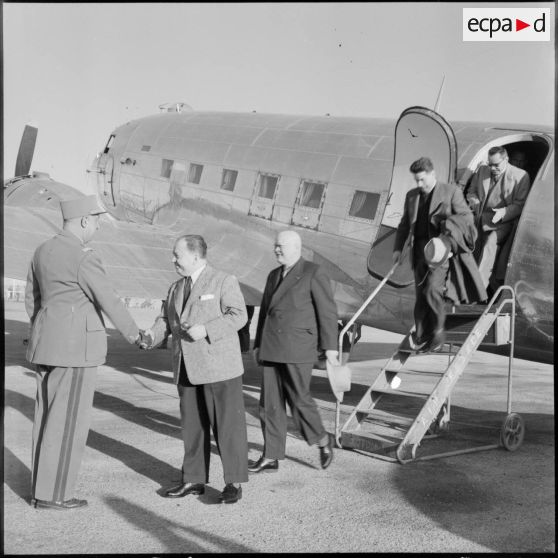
[{"xmin": 488, "ymin": 159, "xmax": 506, "ymax": 168}]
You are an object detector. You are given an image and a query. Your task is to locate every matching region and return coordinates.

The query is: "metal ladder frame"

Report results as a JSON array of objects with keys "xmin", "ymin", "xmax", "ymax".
[{"xmin": 334, "ymin": 272, "xmax": 518, "ymax": 460}]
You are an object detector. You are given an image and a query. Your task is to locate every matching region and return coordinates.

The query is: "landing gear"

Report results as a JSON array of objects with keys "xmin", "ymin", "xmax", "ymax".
[{"xmin": 500, "ymin": 412, "xmax": 525, "ymax": 451}]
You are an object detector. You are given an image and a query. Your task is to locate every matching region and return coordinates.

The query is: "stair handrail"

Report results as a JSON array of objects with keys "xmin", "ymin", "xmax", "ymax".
[
  {"xmin": 477, "ymin": 284, "xmax": 516, "ymax": 413},
  {"xmin": 338, "ymin": 263, "xmax": 398, "ymax": 359}
]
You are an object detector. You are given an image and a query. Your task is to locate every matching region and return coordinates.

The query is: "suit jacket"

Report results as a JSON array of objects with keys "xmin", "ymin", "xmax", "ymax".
[
  {"xmin": 466, "ymin": 163, "xmax": 530, "ymax": 226},
  {"xmin": 394, "ymin": 182, "xmax": 474, "ymax": 268},
  {"xmin": 25, "ymin": 229, "xmax": 138, "ymax": 367},
  {"xmin": 150, "ymin": 265, "xmax": 247, "ymax": 385},
  {"xmin": 254, "ymin": 258, "xmax": 338, "ymax": 364}
]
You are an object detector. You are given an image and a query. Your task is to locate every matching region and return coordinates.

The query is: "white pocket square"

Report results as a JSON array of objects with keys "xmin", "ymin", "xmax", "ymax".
[{"xmin": 200, "ymin": 294, "xmax": 214, "ymax": 301}]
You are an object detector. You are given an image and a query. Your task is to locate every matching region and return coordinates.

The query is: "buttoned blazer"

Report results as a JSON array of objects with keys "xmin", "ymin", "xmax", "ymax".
[
  {"xmin": 466, "ymin": 163, "xmax": 530, "ymax": 225},
  {"xmin": 25, "ymin": 230, "xmax": 138, "ymax": 367},
  {"xmin": 151, "ymin": 265, "xmax": 247, "ymax": 385},
  {"xmin": 254, "ymin": 258, "xmax": 338, "ymax": 364},
  {"xmin": 393, "ymin": 182, "xmax": 473, "ymax": 269}
]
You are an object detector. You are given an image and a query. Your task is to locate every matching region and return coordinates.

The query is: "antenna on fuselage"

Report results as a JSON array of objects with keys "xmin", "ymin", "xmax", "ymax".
[{"xmin": 433, "ymin": 75, "xmax": 445, "ymax": 113}]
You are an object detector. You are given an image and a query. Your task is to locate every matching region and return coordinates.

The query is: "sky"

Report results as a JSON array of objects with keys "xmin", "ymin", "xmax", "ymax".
[{"xmin": 3, "ymin": 2, "xmax": 554, "ymax": 191}]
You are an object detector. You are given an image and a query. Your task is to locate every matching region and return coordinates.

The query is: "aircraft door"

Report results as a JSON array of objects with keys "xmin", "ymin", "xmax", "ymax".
[
  {"xmin": 92, "ymin": 152, "xmax": 116, "ymax": 207},
  {"xmin": 367, "ymin": 106, "xmax": 458, "ymax": 286}
]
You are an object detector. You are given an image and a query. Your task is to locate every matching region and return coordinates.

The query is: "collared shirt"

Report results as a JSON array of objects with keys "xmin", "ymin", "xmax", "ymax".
[
  {"xmin": 188, "ymin": 264, "xmax": 206, "ymax": 285},
  {"xmin": 415, "ymin": 187, "xmax": 434, "ymax": 241},
  {"xmin": 282, "ymin": 258, "xmax": 299, "ymax": 278},
  {"xmin": 481, "ymin": 172, "xmax": 506, "ymax": 230}
]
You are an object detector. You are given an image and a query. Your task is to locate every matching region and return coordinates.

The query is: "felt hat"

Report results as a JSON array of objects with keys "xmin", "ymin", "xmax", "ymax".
[
  {"xmin": 424, "ymin": 236, "xmax": 452, "ymax": 268},
  {"xmin": 60, "ymin": 195, "xmax": 107, "ymax": 220},
  {"xmin": 326, "ymin": 361, "xmax": 351, "ymax": 402}
]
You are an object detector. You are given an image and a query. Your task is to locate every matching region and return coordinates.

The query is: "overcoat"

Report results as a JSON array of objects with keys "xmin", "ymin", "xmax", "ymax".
[
  {"xmin": 25, "ymin": 229, "xmax": 138, "ymax": 367},
  {"xmin": 151, "ymin": 265, "xmax": 247, "ymax": 385},
  {"xmin": 254, "ymin": 258, "xmax": 338, "ymax": 364},
  {"xmin": 466, "ymin": 163, "xmax": 530, "ymax": 226},
  {"xmin": 393, "ymin": 181, "xmax": 486, "ymax": 304}
]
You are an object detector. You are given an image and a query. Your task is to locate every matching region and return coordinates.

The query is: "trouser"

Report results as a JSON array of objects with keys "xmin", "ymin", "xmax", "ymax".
[
  {"xmin": 31, "ymin": 365, "xmax": 97, "ymax": 502},
  {"xmin": 259, "ymin": 362, "xmax": 327, "ymax": 460},
  {"xmin": 177, "ymin": 363, "xmax": 248, "ymax": 484},
  {"xmin": 477, "ymin": 225, "xmax": 512, "ymax": 289},
  {"xmin": 413, "ymin": 242, "xmax": 450, "ymax": 342}
]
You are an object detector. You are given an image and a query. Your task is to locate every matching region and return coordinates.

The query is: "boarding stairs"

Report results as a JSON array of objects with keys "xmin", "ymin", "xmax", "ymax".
[{"xmin": 334, "ymin": 266, "xmax": 521, "ymax": 463}]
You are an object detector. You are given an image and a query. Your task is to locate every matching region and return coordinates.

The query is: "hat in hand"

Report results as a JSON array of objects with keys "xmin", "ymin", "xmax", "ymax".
[
  {"xmin": 326, "ymin": 360, "xmax": 351, "ymax": 402},
  {"xmin": 424, "ymin": 236, "xmax": 453, "ymax": 269}
]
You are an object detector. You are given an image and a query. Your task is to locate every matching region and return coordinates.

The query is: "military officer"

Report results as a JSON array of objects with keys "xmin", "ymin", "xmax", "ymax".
[{"xmin": 25, "ymin": 195, "xmax": 145, "ymax": 510}]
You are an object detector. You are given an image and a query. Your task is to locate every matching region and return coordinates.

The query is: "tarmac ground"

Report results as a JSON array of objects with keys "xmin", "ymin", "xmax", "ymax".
[{"xmin": 3, "ymin": 301, "xmax": 555, "ymax": 554}]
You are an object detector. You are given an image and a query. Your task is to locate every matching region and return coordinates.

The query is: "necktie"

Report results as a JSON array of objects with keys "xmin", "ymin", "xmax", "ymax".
[
  {"xmin": 181, "ymin": 276, "xmax": 192, "ymax": 312},
  {"xmin": 273, "ymin": 267, "xmax": 285, "ymax": 293}
]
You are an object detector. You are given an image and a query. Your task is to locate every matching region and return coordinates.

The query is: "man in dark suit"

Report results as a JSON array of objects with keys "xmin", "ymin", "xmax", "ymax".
[
  {"xmin": 249, "ymin": 230, "xmax": 339, "ymax": 473},
  {"xmin": 25, "ymin": 195, "xmax": 143, "ymax": 510},
  {"xmin": 392, "ymin": 157, "xmax": 481, "ymax": 352},
  {"xmin": 466, "ymin": 145, "xmax": 531, "ymax": 293}
]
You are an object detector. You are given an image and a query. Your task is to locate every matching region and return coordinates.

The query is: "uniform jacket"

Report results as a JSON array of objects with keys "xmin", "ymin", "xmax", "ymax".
[
  {"xmin": 466, "ymin": 163, "xmax": 530, "ymax": 227},
  {"xmin": 254, "ymin": 258, "xmax": 338, "ymax": 364},
  {"xmin": 394, "ymin": 182, "xmax": 473, "ymax": 269},
  {"xmin": 150, "ymin": 265, "xmax": 247, "ymax": 385},
  {"xmin": 25, "ymin": 229, "xmax": 138, "ymax": 367}
]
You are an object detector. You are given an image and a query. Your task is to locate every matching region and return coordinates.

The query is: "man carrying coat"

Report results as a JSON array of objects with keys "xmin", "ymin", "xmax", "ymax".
[
  {"xmin": 145, "ymin": 235, "xmax": 248, "ymax": 504},
  {"xmin": 25, "ymin": 195, "xmax": 143, "ymax": 510},
  {"xmin": 392, "ymin": 157, "xmax": 485, "ymax": 353},
  {"xmin": 249, "ymin": 230, "xmax": 339, "ymax": 473}
]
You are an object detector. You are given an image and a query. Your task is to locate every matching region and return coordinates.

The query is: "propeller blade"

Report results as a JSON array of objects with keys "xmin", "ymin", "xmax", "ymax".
[{"xmin": 14, "ymin": 125, "xmax": 38, "ymax": 177}]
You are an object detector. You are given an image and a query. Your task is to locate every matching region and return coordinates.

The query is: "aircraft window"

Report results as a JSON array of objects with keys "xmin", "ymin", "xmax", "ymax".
[
  {"xmin": 103, "ymin": 135, "xmax": 115, "ymax": 154},
  {"xmin": 257, "ymin": 174, "xmax": 279, "ymax": 199},
  {"xmin": 141, "ymin": 145, "xmax": 151, "ymax": 152},
  {"xmin": 298, "ymin": 181, "xmax": 325, "ymax": 208},
  {"xmin": 349, "ymin": 191, "xmax": 380, "ymax": 221},
  {"xmin": 188, "ymin": 163, "xmax": 204, "ymax": 184},
  {"xmin": 161, "ymin": 159, "xmax": 174, "ymax": 179},
  {"xmin": 221, "ymin": 169, "xmax": 238, "ymax": 191}
]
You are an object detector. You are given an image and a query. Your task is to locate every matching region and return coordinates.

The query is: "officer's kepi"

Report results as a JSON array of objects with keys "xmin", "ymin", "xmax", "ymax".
[{"xmin": 60, "ymin": 195, "xmax": 107, "ymax": 219}]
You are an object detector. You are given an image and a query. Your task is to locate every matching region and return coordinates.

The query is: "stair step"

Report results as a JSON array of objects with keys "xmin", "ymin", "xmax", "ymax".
[
  {"xmin": 371, "ymin": 388, "xmax": 429, "ymax": 399},
  {"xmin": 356, "ymin": 409, "xmax": 415, "ymax": 426},
  {"xmin": 385, "ymin": 368, "xmax": 445, "ymax": 377},
  {"xmin": 446, "ymin": 303, "xmax": 489, "ymax": 315},
  {"xmin": 340, "ymin": 430, "xmax": 402, "ymax": 452},
  {"xmin": 352, "ymin": 418, "xmax": 408, "ymax": 439}
]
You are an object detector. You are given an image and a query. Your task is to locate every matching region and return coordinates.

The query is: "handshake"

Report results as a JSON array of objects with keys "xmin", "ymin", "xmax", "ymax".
[{"xmin": 135, "ymin": 329, "xmax": 155, "ymax": 350}]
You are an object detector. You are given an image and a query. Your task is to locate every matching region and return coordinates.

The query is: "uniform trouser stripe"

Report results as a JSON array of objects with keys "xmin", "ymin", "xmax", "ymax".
[
  {"xmin": 31, "ymin": 366, "xmax": 53, "ymax": 498},
  {"xmin": 53, "ymin": 368, "xmax": 84, "ymax": 502},
  {"xmin": 31, "ymin": 366, "xmax": 96, "ymax": 502}
]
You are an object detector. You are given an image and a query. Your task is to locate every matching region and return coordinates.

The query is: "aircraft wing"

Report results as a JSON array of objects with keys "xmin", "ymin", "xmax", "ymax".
[{"xmin": 4, "ymin": 204, "xmax": 267, "ymax": 305}]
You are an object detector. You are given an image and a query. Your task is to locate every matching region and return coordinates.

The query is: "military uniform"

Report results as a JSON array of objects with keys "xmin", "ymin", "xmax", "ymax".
[{"xmin": 25, "ymin": 196, "xmax": 139, "ymax": 508}]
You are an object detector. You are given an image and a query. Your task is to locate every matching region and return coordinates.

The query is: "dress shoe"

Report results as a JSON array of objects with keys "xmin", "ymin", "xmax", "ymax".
[
  {"xmin": 31, "ymin": 498, "xmax": 88, "ymax": 510},
  {"xmin": 427, "ymin": 329, "xmax": 446, "ymax": 352},
  {"xmin": 163, "ymin": 482, "xmax": 205, "ymax": 498},
  {"xmin": 219, "ymin": 483, "xmax": 242, "ymax": 504},
  {"xmin": 319, "ymin": 434, "xmax": 334, "ymax": 469},
  {"xmin": 410, "ymin": 331, "xmax": 427, "ymax": 351},
  {"xmin": 248, "ymin": 456, "xmax": 279, "ymax": 473}
]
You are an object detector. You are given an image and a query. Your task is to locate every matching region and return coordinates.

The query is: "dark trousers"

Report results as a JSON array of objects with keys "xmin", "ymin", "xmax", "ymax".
[
  {"xmin": 413, "ymin": 240, "xmax": 450, "ymax": 342},
  {"xmin": 259, "ymin": 362, "xmax": 326, "ymax": 460},
  {"xmin": 177, "ymin": 363, "xmax": 248, "ymax": 484},
  {"xmin": 32, "ymin": 365, "xmax": 97, "ymax": 501}
]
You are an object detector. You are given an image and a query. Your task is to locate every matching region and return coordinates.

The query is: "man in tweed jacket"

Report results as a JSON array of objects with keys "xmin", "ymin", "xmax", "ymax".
[{"xmin": 147, "ymin": 234, "xmax": 248, "ymax": 504}]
